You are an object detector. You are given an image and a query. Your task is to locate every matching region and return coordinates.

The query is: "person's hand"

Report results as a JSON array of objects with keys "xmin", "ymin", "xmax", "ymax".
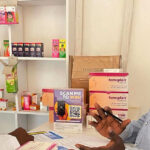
[
  {"xmin": 76, "ymin": 128, "xmax": 125, "ymax": 150},
  {"xmin": 90, "ymin": 103, "xmax": 131, "ymax": 138}
]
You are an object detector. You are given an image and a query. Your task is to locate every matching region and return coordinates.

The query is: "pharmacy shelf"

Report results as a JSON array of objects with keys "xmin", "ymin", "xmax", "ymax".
[
  {"xmin": 18, "ymin": 0, "xmax": 66, "ymax": 6},
  {"xmin": 17, "ymin": 110, "xmax": 49, "ymax": 116},
  {"xmin": 0, "ymin": 109, "xmax": 16, "ymax": 114},
  {"xmin": 0, "ymin": 57, "xmax": 66, "ymax": 61}
]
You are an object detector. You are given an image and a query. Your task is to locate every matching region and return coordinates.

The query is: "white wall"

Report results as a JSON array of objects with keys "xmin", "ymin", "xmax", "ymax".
[
  {"xmin": 82, "ymin": 0, "xmax": 150, "ymax": 116},
  {"xmin": 127, "ymin": 0, "xmax": 150, "ymax": 115},
  {"xmin": 23, "ymin": 5, "xmax": 66, "ymax": 57},
  {"xmin": 83, "ymin": 0, "xmax": 125, "ymax": 56}
]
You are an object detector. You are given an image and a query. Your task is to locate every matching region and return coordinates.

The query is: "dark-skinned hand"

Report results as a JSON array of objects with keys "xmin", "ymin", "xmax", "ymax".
[
  {"xmin": 89, "ymin": 103, "xmax": 131, "ymax": 138},
  {"xmin": 76, "ymin": 127, "xmax": 125, "ymax": 150}
]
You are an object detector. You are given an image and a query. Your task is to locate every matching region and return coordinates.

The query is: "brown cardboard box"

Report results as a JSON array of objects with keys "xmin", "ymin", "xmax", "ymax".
[
  {"xmin": 72, "ymin": 56, "xmax": 120, "ymax": 79},
  {"xmin": 71, "ymin": 56, "xmax": 121, "ymax": 106}
]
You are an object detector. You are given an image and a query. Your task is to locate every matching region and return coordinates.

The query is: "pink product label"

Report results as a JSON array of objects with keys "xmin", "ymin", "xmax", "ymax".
[
  {"xmin": 0, "ymin": 11, "xmax": 5, "ymax": 24},
  {"xmin": 52, "ymin": 50, "xmax": 59, "ymax": 58},
  {"xmin": 89, "ymin": 72, "xmax": 129, "ymax": 77},
  {"xmin": 24, "ymin": 96, "xmax": 31, "ymax": 110},
  {"xmin": 52, "ymin": 39, "xmax": 59, "ymax": 44}
]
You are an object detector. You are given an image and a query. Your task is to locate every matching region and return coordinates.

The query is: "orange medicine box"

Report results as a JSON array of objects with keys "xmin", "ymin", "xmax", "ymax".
[
  {"xmin": 42, "ymin": 89, "xmax": 54, "ymax": 122},
  {"xmin": 89, "ymin": 91, "xmax": 128, "ymax": 120},
  {"xmin": 89, "ymin": 91, "xmax": 128, "ymax": 110},
  {"xmin": 89, "ymin": 73, "xmax": 128, "ymax": 92}
]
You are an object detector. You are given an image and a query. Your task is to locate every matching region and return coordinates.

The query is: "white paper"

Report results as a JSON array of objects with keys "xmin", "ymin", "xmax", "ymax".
[{"xmin": 17, "ymin": 141, "xmax": 57, "ymax": 150}]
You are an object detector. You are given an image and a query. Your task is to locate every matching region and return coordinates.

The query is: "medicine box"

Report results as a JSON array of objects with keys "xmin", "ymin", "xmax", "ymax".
[
  {"xmin": 0, "ymin": 99, "xmax": 8, "ymax": 111},
  {"xmin": 89, "ymin": 91, "xmax": 128, "ymax": 110},
  {"xmin": 59, "ymin": 39, "xmax": 66, "ymax": 58},
  {"xmin": 89, "ymin": 73, "xmax": 128, "ymax": 92},
  {"xmin": 52, "ymin": 39, "xmax": 59, "ymax": 58}
]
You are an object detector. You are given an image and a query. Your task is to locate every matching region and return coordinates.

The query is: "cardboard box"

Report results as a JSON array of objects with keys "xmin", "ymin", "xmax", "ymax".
[
  {"xmin": 89, "ymin": 73, "xmax": 128, "ymax": 92},
  {"xmin": 71, "ymin": 56, "xmax": 121, "ymax": 105},
  {"xmin": 72, "ymin": 56, "xmax": 121, "ymax": 79},
  {"xmin": 89, "ymin": 91, "xmax": 128, "ymax": 110}
]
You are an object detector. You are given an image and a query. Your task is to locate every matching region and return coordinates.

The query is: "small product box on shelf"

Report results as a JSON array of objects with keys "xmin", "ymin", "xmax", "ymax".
[
  {"xmin": 12, "ymin": 43, "xmax": 18, "ymax": 56},
  {"xmin": 52, "ymin": 39, "xmax": 59, "ymax": 58},
  {"xmin": 17, "ymin": 42, "xmax": 24, "ymax": 57},
  {"xmin": 23, "ymin": 95, "xmax": 32, "ymax": 110},
  {"xmin": 30, "ymin": 104, "xmax": 40, "ymax": 111},
  {"xmin": 35, "ymin": 43, "xmax": 43, "ymax": 57},
  {"xmin": 0, "ymin": 99, "xmax": 8, "ymax": 111},
  {"xmin": 54, "ymin": 89, "xmax": 85, "ymax": 133},
  {"xmin": 0, "ymin": 6, "xmax": 18, "ymax": 24},
  {"xmin": 29, "ymin": 43, "xmax": 36, "ymax": 57},
  {"xmin": 89, "ymin": 73, "xmax": 128, "ymax": 92},
  {"xmin": 6, "ymin": 65, "xmax": 18, "ymax": 93},
  {"xmin": 3, "ymin": 40, "xmax": 9, "ymax": 57},
  {"xmin": 0, "ymin": 89, "xmax": 4, "ymax": 99},
  {"xmin": 0, "ymin": 7, "xmax": 5, "ymax": 24},
  {"xmin": 24, "ymin": 43, "xmax": 30, "ymax": 57},
  {"xmin": 59, "ymin": 39, "xmax": 66, "ymax": 58}
]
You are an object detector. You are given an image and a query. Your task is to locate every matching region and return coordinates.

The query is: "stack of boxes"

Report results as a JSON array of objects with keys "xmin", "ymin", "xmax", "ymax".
[{"xmin": 89, "ymin": 72, "xmax": 129, "ymax": 120}]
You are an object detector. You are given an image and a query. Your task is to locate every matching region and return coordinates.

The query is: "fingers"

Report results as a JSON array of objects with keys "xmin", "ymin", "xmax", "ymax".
[
  {"xmin": 95, "ymin": 103, "xmax": 106, "ymax": 119},
  {"xmin": 104, "ymin": 106, "xmax": 112, "ymax": 114},
  {"xmin": 89, "ymin": 112, "xmax": 102, "ymax": 122},
  {"xmin": 75, "ymin": 144, "xmax": 91, "ymax": 150},
  {"xmin": 89, "ymin": 121, "xmax": 98, "ymax": 128},
  {"xmin": 121, "ymin": 119, "xmax": 131, "ymax": 129}
]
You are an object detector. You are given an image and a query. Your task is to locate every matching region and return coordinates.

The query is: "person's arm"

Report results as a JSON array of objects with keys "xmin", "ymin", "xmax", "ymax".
[{"xmin": 120, "ymin": 112, "xmax": 148, "ymax": 144}]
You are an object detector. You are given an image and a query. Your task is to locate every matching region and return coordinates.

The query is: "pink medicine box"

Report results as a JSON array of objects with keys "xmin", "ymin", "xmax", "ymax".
[{"xmin": 89, "ymin": 73, "xmax": 128, "ymax": 92}]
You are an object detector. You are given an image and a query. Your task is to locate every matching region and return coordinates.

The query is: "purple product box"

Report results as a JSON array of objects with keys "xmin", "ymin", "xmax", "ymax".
[
  {"xmin": 17, "ymin": 43, "xmax": 24, "ymax": 57},
  {"xmin": 35, "ymin": 43, "xmax": 43, "ymax": 57},
  {"xmin": 29, "ymin": 43, "xmax": 36, "ymax": 57},
  {"xmin": 24, "ymin": 43, "xmax": 30, "ymax": 57},
  {"xmin": 12, "ymin": 43, "xmax": 18, "ymax": 56}
]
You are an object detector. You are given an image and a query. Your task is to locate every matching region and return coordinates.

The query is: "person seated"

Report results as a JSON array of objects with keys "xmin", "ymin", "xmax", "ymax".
[{"xmin": 76, "ymin": 103, "xmax": 148, "ymax": 150}]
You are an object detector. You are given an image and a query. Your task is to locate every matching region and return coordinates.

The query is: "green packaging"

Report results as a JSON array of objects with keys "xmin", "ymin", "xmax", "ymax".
[
  {"xmin": 59, "ymin": 39, "xmax": 66, "ymax": 58},
  {"xmin": 6, "ymin": 65, "xmax": 18, "ymax": 93}
]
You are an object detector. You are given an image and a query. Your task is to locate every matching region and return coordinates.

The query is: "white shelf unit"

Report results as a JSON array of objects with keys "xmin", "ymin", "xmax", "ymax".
[{"xmin": 0, "ymin": 0, "xmax": 75, "ymax": 133}]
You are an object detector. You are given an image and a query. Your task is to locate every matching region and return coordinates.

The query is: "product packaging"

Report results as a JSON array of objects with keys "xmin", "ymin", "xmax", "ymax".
[
  {"xmin": 17, "ymin": 42, "xmax": 24, "ymax": 57},
  {"xmin": 54, "ymin": 89, "xmax": 85, "ymax": 133},
  {"xmin": 6, "ymin": 65, "xmax": 18, "ymax": 93},
  {"xmin": 35, "ymin": 43, "xmax": 43, "ymax": 57},
  {"xmin": 52, "ymin": 39, "xmax": 59, "ymax": 58},
  {"xmin": 29, "ymin": 43, "xmax": 36, "ymax": 57},
  {"xmin": 0, "ymin": 6, "xmax": 18, "ymax": 24},
  {"xmin": 30, "ymin": 104, "xmax": 40, "ymax": 111},
  {"xmin": 12, "ymin": 43, "xmax": 18, "ymax": 56},
  {"xmin": 42, "ymin": 89, "xmax": 54, "ymax": 122},
  {"xmin": 0, "ymin": 7, "xmax": 5, "ymax": 24},
  {"xmin": 23, "ymin": 43, "xmax": 30, "ymax": 57},
  {"xmin": 0, "ymin": 89, "xmax": 4, "ymax": 99},
  {"xmin": 89, "ymin": 91, "xmax": 128, "ymax": 120},
  {"xmin": 4, "ymin": 40, "xmax": 9, "ymax": 57},
  {"xmin": 89, "ymin": 73, "xmax": 128, "ymax": 92},
  {"xmin": 0, "ymin": 99, "xmax": 8, "ymax": 111},
  {"xmin": 89, "ymin": 91, "xmax": 128, "ymax": 110},
  {"xmin": 23, "ymin": 95, "xmax": 31, "ymax": 110},
  {"xmin": 59, "ymin": 39, "xmax": 66, "ymax": 58}
]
